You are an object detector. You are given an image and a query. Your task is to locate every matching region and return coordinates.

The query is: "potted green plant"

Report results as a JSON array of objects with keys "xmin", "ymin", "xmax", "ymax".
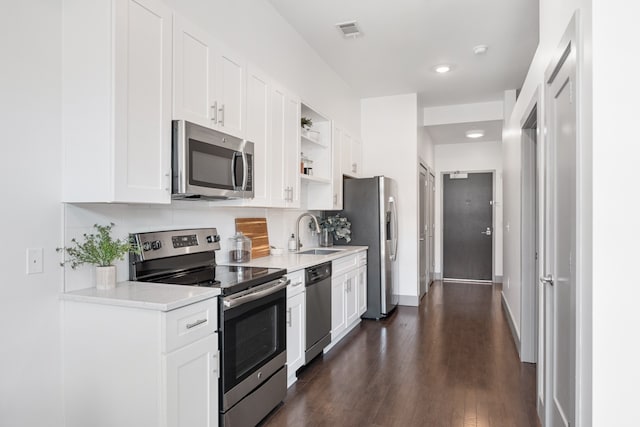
[
  {"xmin": 57, "ymin": 223, "xmax": 139, "ymax": 290},
  {"xmin": 310, "ymin": 214, "xmax": 352, "ymax": 247}
]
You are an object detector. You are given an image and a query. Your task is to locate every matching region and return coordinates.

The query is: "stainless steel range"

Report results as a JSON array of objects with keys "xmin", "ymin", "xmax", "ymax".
[{"xmin": 129, "ymin": 228, "xmax": 288, "ymax": 427}]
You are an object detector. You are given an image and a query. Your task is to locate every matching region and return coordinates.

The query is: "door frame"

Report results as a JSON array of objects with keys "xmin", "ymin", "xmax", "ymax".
[
  {"xmin": 439, "ymin": 169, "xmax": 496, "ymax": 282},
  {"xmin": 419, "ymin": 162, "xmax": 429, "ymax": 298},
  {"xmin": 520, "ymin": 88, "xmax": 542, "ymax": 368}
]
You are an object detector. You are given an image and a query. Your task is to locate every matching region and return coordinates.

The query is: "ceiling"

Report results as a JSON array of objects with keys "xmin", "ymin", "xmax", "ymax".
[{"xmin": 267, "ymin": 0, "xmax": 539, "ymax": 108}]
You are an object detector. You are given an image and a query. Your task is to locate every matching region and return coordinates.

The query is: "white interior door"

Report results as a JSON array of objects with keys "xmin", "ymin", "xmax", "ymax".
[
  {"xmin": 419, "ymin": 165, "xmax": 428, "ymax": 297},
  {"xmin": 543, "ymin": 29, "xmax": 577, "ymax": 427}
]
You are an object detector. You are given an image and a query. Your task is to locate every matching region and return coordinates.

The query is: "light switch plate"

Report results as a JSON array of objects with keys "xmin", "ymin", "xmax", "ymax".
[{"xmin": 27, "ymin": 248, "xmax": 44, "ymax": 274}]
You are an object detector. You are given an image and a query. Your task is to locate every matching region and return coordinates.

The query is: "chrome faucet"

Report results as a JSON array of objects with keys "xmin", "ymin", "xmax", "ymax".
[{"xmin": 295, "ymin": 213, "xmax": 320, "ymax": 251}]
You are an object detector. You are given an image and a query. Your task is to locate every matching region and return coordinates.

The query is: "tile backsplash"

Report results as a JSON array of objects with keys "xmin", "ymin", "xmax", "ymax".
[{"xmin": 63, "ymin": 202, "xmax": 320, "ymax": 292}]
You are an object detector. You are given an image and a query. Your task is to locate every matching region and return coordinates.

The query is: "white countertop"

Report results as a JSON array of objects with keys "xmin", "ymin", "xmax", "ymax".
[
  {"xmin": 222, "ymin": 245, "xmax": 368, "ymax": 272},
  {"xmin": 61, "ymin": 281, "xmax": 221, "ymax": 312}
]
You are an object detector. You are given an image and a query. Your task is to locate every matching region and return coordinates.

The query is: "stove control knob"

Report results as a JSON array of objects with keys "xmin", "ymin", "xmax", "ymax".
[
  {"xmin": 214, "ymin": 235, "xmax": 221, "ymax": 243},
  {"xmin": 151, "ymin": 240, "xmax": 162, "ymax": 250},
  {"xmin": 142, "ymin": 242, "xmax": 152, "ymax": 251},
  {"xmin": 207, "ymin": 235, "xmax": 221, "ymax": 244}
]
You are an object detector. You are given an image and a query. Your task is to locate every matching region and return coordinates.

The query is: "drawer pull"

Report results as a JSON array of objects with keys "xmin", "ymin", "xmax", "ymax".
[
  {"xmin": 186, "ymin": 318, "xmax": 208, "ymax": 329},
  {"xmin": 291, "ymin": 281, "xmax": 303, "ymax": 287}
]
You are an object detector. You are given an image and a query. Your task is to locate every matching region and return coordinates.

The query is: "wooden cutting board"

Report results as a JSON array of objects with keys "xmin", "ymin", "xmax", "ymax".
[{"xmin": 235, "ymin": 217, "xmax": 270, "ymax": 259}]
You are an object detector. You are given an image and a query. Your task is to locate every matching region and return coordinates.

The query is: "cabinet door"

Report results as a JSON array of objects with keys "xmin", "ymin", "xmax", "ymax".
[
  {"xmin": 345, "ymin": 270, "xmax": 358, "ymax": 326},
  {"xmin": 245, "ymin": 64, "xmax": 271, "ymax": 205},
  {"xmin": 286, "ymin": 292, "xmax": 305, "ymax": 378},
  {"xmin": 351, "ymin": 137, "xmax": 362, "ymax": 177},
  {"xmin": 340, "ymin": 130, "xmax": 353, "ymax": 177},
  {"xmin": 357, "ymin": 265, "xmax": 367, "ymax": 316},
  {"xmin": 165, "ymin": 334, "xmax": 218, "ymax": 427},
  {"xmin": 216, "ymin": 46, "xmax": 246, "ymax": 138},
  {"xmin": 113, "ymin": 0, "xmax": 172, "ymax": 203},
  {"xmin": 173, "ymin": 15, "xmax": 216, "ymax": 128},
  {"xmin": 269, "ymin": 85, "xmax": 287, "ymax": 207},
  {"xmin": 332, "ymin": 125, "xmax": 343, "ymax": 209},
  {"xmin": 331, "ymin": 274, "xmax": 347, "ymax": 338},
  {"xmin": 284, "ymin": 94, "xmax": 301, "ymax": 207}
]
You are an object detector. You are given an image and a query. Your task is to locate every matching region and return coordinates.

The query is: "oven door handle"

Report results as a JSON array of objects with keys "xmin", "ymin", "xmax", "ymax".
[{"xmin": 223, "ymin": 278, "xmax": 290, "ymax": 309}]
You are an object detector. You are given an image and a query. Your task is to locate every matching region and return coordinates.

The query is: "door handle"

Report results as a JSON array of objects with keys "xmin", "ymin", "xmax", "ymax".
[
  {"xmin": 539, "ymin": 275, "xmax": 554, "ymax": 286},
  {"xmin": 211, "ymin": 101, "xmax": 218, "ymax": 123},
  {"xmin": 481, "ymin": 227, "xmax": 492, "ymax": 236},
  {"xmin": 218, "ymin": 104, "xmax": 225, "ymax": 126}
]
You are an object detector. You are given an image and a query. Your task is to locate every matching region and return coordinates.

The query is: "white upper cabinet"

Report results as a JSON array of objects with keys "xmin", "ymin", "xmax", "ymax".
[
  {"xmin": 173, "ymin": 14, "xmax": 216, "ymax": 127},
  {"xmin": 339, "ymin": 127, "xmax": 362, "ymax": 178},
  {"xmin": 284, "ymin": 94, "xmax": 302, "ymax": 208},
  {"xmin": 245, "ymin": 64, "xmax": 271, "ymax": 206},
  {"xmin": 173, "ymin": 15, "xmax": 246, "ymax": 139},
  {"xmin": 215, "ymin": 47, "xmax": 246, "ymax": 138},
  {"xmin": 62, "ymin": 0, "xmax": 172, "ymax": 204},
  {"xmin": 269, "ymin": 84, "xmax": 288, "ymax": 207},
  {"xmin": 332, "ymin": 125, "xmax": 343, "ymax": 210}
]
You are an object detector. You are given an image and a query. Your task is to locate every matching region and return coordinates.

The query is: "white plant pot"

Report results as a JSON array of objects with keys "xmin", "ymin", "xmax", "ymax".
[{"xmin": 96, "ymin": 265, "xmax": 117, "ymax": 290}]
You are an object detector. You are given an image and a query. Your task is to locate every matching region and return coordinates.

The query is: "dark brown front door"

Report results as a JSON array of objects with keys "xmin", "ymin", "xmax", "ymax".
[{"xmin": 443, "ymin": 172, "xmax": 493, "ymax": 281}]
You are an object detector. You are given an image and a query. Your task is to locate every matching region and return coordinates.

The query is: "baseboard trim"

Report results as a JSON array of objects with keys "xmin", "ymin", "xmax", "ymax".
[
  {"xmin": 443, "ymin": 277, "xmax": 492, "ymax": 284},
  {"xmin": 493, "ymin": 275, "xmax": 503, "ymax": 283},
  {"xmin": 434, "ymin": 272, "xmax": 443, "ymax": 280},
  {"xmin": 398, "ymin": 294, "xmax": 420, "ymax": 307},
  {"xmin": 501, "ymin": 292, "xmax": 521, "ymax": 354}
]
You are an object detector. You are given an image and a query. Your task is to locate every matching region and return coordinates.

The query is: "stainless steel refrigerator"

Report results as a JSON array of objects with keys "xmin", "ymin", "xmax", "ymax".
[{"xmin": 339, "ymin": 176, "xmax": 399, "ymax": 319}]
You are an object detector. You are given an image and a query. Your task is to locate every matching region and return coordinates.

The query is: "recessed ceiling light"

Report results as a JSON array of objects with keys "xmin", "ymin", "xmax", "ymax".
[
  {"xmin": 434, "ymin": 65, "xmax": 451, "ymax": 74},
  {"xmin": 473, "ymin": 44, "xmax": 489, "ymax": 55},
  {"xmin": 465, "ymin": 130, "xmax": 485, "ymax": 139}
]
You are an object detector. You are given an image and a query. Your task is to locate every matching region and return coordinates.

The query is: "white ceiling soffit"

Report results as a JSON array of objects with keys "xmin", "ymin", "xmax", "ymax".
[
  {"xmin": 266, "ymin": 0, "xmax": 538, "ymax": 107},
  {"xmin": 426, "ymin": 120, "xmax": 503, "ymax": 145}
]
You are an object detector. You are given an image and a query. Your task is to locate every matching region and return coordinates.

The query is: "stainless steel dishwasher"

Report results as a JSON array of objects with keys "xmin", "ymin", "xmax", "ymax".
[{"xmin": 305, "ymin": 262, "xmax": 332, "ymax": 363}]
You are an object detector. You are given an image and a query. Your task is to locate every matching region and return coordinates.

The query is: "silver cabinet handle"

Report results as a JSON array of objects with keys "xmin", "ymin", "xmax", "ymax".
[
  {"xmin": 218, "ymin": 104, "xmax": 225, "ymax": 126},
  {"xmin": 334, "ymin": 194, "xmax": 338, "ymax": 205},
  {"xmin": 286, "ymin": 307, "xmax": 292, "ymax": 327},
  {"xmin": 291, "ymin": 281, "xmax": 303, "ymax": 287},
  {"xmin": 539, "ymin": 275, "xmax": 554, "ymax": 286},
  {"xmin": 352, "ymin": 163, "xmax": 357, "ymax": 173},
  {"xmin": 481, "ymin": 227, "xmax": 492, "ymax": 236},
  {"xmin": 211, "ymin": 101, "xmax": 218, "ymax": 123},
  {"xmin": 164, "ymin": 173, "xmax": 170, "ymax": 192},
  {"xmin": 186, "ymin": 318, "xmax": 207, "ymax": 329}
]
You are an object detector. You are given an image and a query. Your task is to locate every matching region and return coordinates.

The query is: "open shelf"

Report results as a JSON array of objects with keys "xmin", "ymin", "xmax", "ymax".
[{"xmin": 300, "ymin": 174, "xmax": 331, "ymax": 184}]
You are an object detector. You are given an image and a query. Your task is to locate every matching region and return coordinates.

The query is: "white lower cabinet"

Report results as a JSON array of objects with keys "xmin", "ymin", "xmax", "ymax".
[
  {"xmin": 328, "ymin": 252, "xmax": 367, "ymax": 350},
  {"xmin": 63, "ymin": 298, "xmax": 219, "ymax": 427},
  {"xmin": 165, "ymin": 334, "xmax": 219, "ymax": 427},
  {"xmin": 286, "ymin": 270, "xmax": 305, "ymax": 386}
]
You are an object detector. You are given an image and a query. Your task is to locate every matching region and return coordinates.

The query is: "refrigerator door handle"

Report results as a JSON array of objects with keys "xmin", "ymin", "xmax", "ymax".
[{"xmin": 389, "ymin": 197, "xmax": 398, "ymax": 261}]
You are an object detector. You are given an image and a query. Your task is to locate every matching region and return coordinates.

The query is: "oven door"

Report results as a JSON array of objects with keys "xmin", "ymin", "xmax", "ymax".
[
  {"xmin": 220, "ymin": 278, "xmax": 288, "ymax": 411},
  {"xmin": 173, "ymin": 120, "xmax": 254, "ymax": 199}
]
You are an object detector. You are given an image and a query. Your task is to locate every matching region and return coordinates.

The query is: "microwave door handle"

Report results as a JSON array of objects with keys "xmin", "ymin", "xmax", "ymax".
[
  {"xmin": 241, "ymin": 152, "xmax": 248, "ymax": 190},
  {"xmin": 231, "ymin": 153, "xmax": 238, "ymax": 189}
]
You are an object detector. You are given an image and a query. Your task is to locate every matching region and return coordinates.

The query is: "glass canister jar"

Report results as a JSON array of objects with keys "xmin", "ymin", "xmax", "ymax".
[{"xmin": 229, "ymin": 232, "xmax": 251, "ymax": 263}]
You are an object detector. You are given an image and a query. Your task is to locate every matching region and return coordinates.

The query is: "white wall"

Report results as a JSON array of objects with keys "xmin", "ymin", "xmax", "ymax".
[
  {"xmin": 1, "ymin": 0, "xmax": 360, "ymax": 425},
  {"xmin": 0, "ymin": 1, "xmax": 64, "ymax": 425},
  {"xmin": 592, "ymin": 2, "xmax": 640, "ymax": 426},
  {"xmin": 434, "ymin": 142, "xmax": 503, "ymax": 280},
  {"xmin": 361, "ymin": 94, "xmax": 420, "ymax": 304},
  {"xmin": 419, "ymin": 120, "xmax": 435, "ymax": 170}
]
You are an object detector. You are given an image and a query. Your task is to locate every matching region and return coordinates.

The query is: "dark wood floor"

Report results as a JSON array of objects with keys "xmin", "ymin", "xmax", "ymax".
[{"xmin": 261, "ymin": 281, "xmax": 540, "ymax": 427}]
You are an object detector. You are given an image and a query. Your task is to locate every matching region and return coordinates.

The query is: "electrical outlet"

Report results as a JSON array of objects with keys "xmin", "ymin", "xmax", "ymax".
[{"xmin": 27, "ymin": 248, "xmax": 44, "ymax": 274}]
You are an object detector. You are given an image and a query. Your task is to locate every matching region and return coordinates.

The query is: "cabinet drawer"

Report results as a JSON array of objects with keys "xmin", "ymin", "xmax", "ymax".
[
  {"xmin": 357, "ymin": 251, "xmax": 367, "ymax": 267},
  {"xmin": 332, "ymin": 254, "xmax": 358, "ymax": 277},
  {"xmin": 163, "ymin": 298, "xmax": 217, "ymax": 353},
  {"xmin": 287, "ymin": 269, "xmax": 305, "ymax": 298}
]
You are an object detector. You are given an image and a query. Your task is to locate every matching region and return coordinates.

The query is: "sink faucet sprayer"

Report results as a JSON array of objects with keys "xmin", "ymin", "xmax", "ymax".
[{"xmin": 295, "ymin": 213, "xmax": 320, "ymax": 251}]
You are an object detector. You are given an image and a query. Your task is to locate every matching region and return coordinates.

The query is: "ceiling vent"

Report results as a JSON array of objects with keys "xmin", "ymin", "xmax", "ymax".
[{"xmin": 336, "ymin": 21, "xmax": 362, "ymax": 38}]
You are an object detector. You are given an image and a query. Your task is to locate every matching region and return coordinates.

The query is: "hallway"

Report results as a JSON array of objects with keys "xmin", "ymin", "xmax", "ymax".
[{"xmin": 262, "ymin": 281, "xmax": 539, "ymax": 427}]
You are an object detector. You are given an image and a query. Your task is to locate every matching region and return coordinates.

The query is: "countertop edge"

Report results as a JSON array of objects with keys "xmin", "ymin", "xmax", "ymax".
[
  {"xmin": 60, "ymin": 282, "xmax": 221, "ymax": 312},
  {"xmin": 221, "ymin": 246, "xmax": 368, "ymax": 272}
]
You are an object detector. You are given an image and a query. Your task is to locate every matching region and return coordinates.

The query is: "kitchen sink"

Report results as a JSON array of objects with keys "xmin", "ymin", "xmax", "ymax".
[{"xmin": 297, "ymin": 249, "xmax": 342, "ymax": 255}]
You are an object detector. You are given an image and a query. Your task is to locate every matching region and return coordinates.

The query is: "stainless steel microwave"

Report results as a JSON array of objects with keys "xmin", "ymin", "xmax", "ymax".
[{"xmin": 172, "ymin": 120, "xmax": 254, "ymax": 200}]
